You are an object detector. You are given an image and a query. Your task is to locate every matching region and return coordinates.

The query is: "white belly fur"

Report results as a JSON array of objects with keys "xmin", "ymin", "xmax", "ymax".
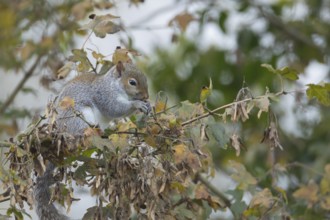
[{"xmin": 81, "ymin": 106, "xmax": 109, "ymax": 129}]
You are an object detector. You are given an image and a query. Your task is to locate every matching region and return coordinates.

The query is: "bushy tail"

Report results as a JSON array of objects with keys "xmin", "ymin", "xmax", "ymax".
[{"xmin": 34, "ymin": 163, "xmax": 67, "ymax": 220}]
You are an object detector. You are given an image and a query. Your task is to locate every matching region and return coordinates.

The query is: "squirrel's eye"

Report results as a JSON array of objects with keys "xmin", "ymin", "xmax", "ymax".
[{"xmin": 129, "ymin": 79, "xmax": 137, "ymax": 86}]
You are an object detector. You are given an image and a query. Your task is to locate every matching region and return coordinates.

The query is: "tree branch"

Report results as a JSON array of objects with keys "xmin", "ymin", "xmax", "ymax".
[
  {"xmin": 257, "ymin": 5, "xmax": 325, "ymax": 54},
  {"xmin": 0, "ymin": 56, "xmax": 42, "ymax": 115},
  {"xmin": 181, "ymin": 98, "xmax": 253, "ymax": 127},
  {"xmin": 195, "ymin": 172, "xmax": 231, "ymax": 207}
]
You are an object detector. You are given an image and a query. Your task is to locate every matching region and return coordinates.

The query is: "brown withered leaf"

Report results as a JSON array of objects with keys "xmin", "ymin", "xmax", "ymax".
[
  {"xmin": 59, "ymin": 96, "xmax": 75, "ymax": 110},
  {"xmin": 261, "ymin": 121, "xmax": 283, "ymax": 150},
  {"xmin": 94, "ymin": 2, "xmax": 114, "ymax": 10},
  {"xmin": 200, "ymin": 123, "xmax": 209, "ymax": 142},
  {"xmin": 244, "ymin": 188, "xmax": 278, "ymax": 217},
  {"xmin": 254, "ymin": 96, "xmax": 270, "ymax": 118},
  {"xmin": 168, "ymin": 12, "xmax": 195, "ymax": 31},
  {"xmin": 230, "ymin": 133, "xmax": 245, "ymax": 156},
  {"xmin": 57, "ymin": 62, "xmax": 74, "ymax": 79},
  {"xmin": 112, "ymin": 47, "xmax": 141, "ymax": 65},
  {"xmin": 80, "ymin": 14, "xmax": 121, "ymax": 38},
  {"xmin": 83, "ymin": 127, "xmax": 102, "ymax": 137},
  {"xmin": 71, "ymin": 1, "xmax": 93, "ymax": 20},
  {"xmin": 195, "ymin": 184, "xmax": 210, "ymax": 200},
  {"xmin": 228, "ymin": 87, "xmax": 254, "ymax": 122},
  {"xmin": 293, "ymin": 181, "xmax": 319, "ymax": 208},
  {"xmin": 207, "ymin": 196, "xmax": 224, "ymax": 210},
  {"xmin": 321, "ymin": 196, "xmax": 330, "ymax": 210},
  {"xmin": 249, "ymin": 188, "xmax": 274, "ymax": 209},
  {"xmin": 130, "ymin": 0, "xmax": 145, "ymax": 6},
  {"xmin": 186, "ymin": 151, "xmax": 201, "ymax": 171}
]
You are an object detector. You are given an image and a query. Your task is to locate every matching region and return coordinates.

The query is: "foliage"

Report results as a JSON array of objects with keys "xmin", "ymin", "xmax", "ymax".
[{"xmin": 1, "ymin": 0, "xmax": 330, "ymax": 219}]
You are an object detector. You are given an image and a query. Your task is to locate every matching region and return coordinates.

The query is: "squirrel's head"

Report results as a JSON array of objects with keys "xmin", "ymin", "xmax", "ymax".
[{"xmin": 114, "ymin": 61, "xmax": 149, "ymax": 101}]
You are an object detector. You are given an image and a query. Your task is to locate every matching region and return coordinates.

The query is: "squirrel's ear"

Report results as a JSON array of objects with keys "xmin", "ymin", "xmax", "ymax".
[{"xmin": 115, "ymin": 61, "xmax": 125, "ymax": 78}]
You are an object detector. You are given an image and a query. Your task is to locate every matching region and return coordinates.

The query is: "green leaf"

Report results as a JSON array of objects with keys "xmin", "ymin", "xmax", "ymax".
[
  {"xmin": 261, "ymin": 64, "xmax": 299, "ymax": 80},
  {"xmin": 82, "ymin": 147, "xmax": 97, "ymax": 157},
  {"xmin": 278, "ymin": 66, "xmax": 299, "ymax": 80},
  {"xmin": 231, "ymin": 200, "xmax": 248, "ymax": 217},
  {"xmin": 229, "ymin": 160, "xmax": 257, "ymax": 190},
  {"xmin": 70, "ymin": 49, "xmax": 90, "ymax": 72},
  {"xmin": 208, "ymin": 123, "xmax": 229, "ymax": 148},
  {"xmin": 218, "ymin": 11, "xmax": 228, "ymax": 32},
  {"xmin": 261, "ymin": 64, "xmax": 277, "ymax": 74},
  {"xmin": 7, "ymin": 206, "xmax": 24, "ymax": 220},
  {"xmin": 98, "ymin": 60, "xmax": 113, "ymax": 75},
  {"xmin": 21, "ymin": 87, "xmax": 37, "ymax": 96},
  {"xmin": 306, "ymin": 83, "xmax": 330, "ymax": 106}
]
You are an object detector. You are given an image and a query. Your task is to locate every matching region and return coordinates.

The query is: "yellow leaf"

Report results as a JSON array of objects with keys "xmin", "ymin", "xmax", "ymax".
[
  {"xmin": 320, "ymin": 164, "xmax": 330, "ymax": 194},
  {"xmin": 108, "ymin": 134, "xmax": 128, "ymax": 148},
  {"xmin": 155, "ymin": 91, "xmax": 168, "ymax": 113},
  {"xmin": 173, "ymin": 144, "xmax": 188, "ymax": 164},
  {"xmin": 40, "ymin": 36, "xmax": 53, "ymax": 49},
  {"xmin": 144, "ymin": 136, "xmax": 157, "ymax": 147},
  {"xmin": 59, "ymin": 97, "xmax": 75, "ymax": 110},
  {"xmin": 92, "ymin": 51, "xmax": 105, "ymax": 60},
  {"xmin": 20, "ymin": 41, "xmax": 35, "ymax": 60},
  {"xmin": 170, "ymin": 181, "xmax": 186, "ymax": 193}
]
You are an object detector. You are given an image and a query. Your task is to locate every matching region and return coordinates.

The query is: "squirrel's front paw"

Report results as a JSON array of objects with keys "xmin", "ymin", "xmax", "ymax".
[{"xmin": 134, "ymin": 100, "xmax": 151, "ymax": 115}]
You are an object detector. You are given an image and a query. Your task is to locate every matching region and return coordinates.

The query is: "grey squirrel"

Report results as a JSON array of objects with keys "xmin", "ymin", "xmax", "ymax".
[
  {"xmin": 56, "ymin": 61, "xmax": 150, "ymax": 135},
  {"xmin": 34, "ymin": 61, "xmax": 150, "ymax": 220}
]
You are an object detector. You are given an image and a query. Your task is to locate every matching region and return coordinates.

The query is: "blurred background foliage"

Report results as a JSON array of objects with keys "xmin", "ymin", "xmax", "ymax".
[{"xmin": 1, "ymin": 0, "xmax": 330, "ymax": 219}]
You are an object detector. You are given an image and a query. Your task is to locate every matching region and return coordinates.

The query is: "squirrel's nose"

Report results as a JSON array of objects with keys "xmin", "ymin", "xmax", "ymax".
[{"xmin": 144, "ymin": 93, "xmax": 149, "ymax": 100}]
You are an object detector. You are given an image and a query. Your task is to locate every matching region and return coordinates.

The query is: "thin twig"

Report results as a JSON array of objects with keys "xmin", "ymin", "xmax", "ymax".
[
  {"xmin": 26, "ymin": 115, "xmax": 47, "ymax": 136},
  {"xmin": 196, "ymin": 172, "xmax": 231, "ymax": 208},
  {"xmin": 81, "ymin": 30, "xmax": 93, "ymax": 49},
  {"xmin": 0, "ymin": 198, "xmax": 10, "ymax": 203},
  {"xmin": 286, "ymin": 161, "xmax": 324, "ymax": 177},
  {"xmin": 257, "ymin": 5, "xmax": 325, "ymax": 54},
  {"xmin": 0, "ymin": 56, "xmax": 42, "ymax": 115},
  {"xmin": 181, "ymin": 98, "xmax": 253, "ymax": 127},
  {"xmin": 86, "ymin": 55, "xmax": 98, "ymax": 74},
  {"xmin": 182, "ymin": 91, "xmax": 288, "ymax": 127},
  {"xmin": 129, "ymin": 3, "xmax": 182, "ymax": 28},
  {"xmin": 0, "ymin": 141, "xmax": 12, "ymax": 148}
]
